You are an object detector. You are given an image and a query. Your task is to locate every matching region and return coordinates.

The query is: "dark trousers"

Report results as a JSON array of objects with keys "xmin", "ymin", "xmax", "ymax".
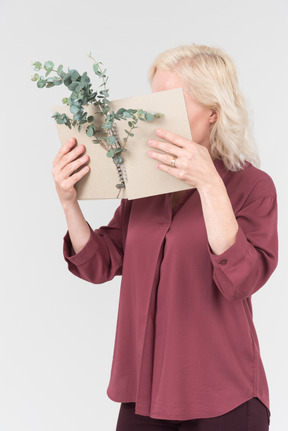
[{"xmin": 116, "ymin": 397, "xmax": 270, "ymax": 431}]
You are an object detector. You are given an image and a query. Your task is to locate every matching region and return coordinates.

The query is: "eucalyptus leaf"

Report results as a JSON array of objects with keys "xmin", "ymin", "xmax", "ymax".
[
  {"xmin": 44, "ymin": 61, "xmax": 54, "ymax": 70},
  {"xmin": 106, "ymin": 149, "xmax": 114, "ymax": 157},
  {"xmin": 86, "ymin": 126, "xmax": 95, "ymax": 137},
  {"xmin": 68, "ymin": 82, "xmax": 79, "ymax": 91},
  {"xmin": 70, "ymin": 105, "xmax": 80, "ymax": 114},
  {"xmin": 145, "ymin": 113, "xmax": 154, "ymax": 121},
  {"xmin": 57, "ymin": 65, "xmax": 63, "ymax": 75},
  {"xmin": 116, "ymin": 183, "xmax": 125, "ymax": 189},
  {"xmin": 33, "ymin": 61, "xmax": 42, "ymax": 71},
  {"xmin": 31, "ymin": 73, "xmax": 39, "ymax": 81},
  {"xmin": 53, "ymin": 77, "xmax": 62, "ymax": 86},
  {"xmin": 107, "ymin": 135, "xmax": 116, "ymax": 145},
  {"xmin": 37, "ymin": 78, "xmax": 46, "ymax": 88}
]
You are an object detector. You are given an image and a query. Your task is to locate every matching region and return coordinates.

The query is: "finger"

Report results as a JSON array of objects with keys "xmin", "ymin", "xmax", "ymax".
[
  {"xmin": 54, "ymin": 143, "xmax": 86, "ymax": 174},
  {"xmin": 53, "ymin": 138, "xmax": 82, "ymax": 168},
  {"xmin": 61, "ymin": 165, "xmax": 90, "ymax": 190},
  {"xmin": 156, "ymin": 163, "xmax": 186, "ymax": 181},
  {"xmin": 155, "ymin": 128, "xmax": 191, "ymax": 148},
  {"xmin": 59, "ymin": 154, "xmax": 90, "ymax": 180},
  {"xmin": 148, "ymin": 139, "xmax": 183, "ymax": 157},
  {"xmin": 148, "ymin": 149, "xmax": 178, "ymax": 166}
]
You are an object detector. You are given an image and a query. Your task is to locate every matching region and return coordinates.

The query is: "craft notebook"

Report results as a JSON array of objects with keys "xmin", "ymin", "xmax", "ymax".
[{"xmin": 52, "ymin": 87, "xmax": 195, "ymax": 200}]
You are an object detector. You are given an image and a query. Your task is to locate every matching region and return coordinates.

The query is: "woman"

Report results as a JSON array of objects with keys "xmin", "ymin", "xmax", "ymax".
[{"xmin": 52, "ymin": 44, "xmax": 278, "ymax": 430}]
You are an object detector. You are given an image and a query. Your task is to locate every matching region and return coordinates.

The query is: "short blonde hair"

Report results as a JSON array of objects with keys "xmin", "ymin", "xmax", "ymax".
[{"xmin": 148, "ymin": 44, "xmax": 260, "ymax": 171}]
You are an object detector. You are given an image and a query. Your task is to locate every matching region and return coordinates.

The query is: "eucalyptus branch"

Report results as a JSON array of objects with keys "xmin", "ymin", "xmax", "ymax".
[{"xmin": 31, "ymin": 55, "xmax": 162, "ymax": 192}]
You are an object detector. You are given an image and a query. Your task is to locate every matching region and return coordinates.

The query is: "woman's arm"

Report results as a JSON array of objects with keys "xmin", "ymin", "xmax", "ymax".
[
  {"xmin": 52, "ymin": 137, "xmax": 91, "ymax": 253},
  {"xmin": 62, "ymin": 200, "xmax": 91, "ymax": 254},
  {"xmin": 63, "ymin": 199, "xmax": 130, "ymax": 284},
  {"xmin": 201, "ymin": 181, "xmax": 278, "ymax": 301},
  {"xmin": 198, "ymin": 178, "xmax": 239, "ymax": 255}
]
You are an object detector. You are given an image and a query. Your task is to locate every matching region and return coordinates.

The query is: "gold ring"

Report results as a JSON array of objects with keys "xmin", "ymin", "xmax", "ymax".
[{"xmin": 170, "ymin": 156, "xmax": 177, "ymax": 167}]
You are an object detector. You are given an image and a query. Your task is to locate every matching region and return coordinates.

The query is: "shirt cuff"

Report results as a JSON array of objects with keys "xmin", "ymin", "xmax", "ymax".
[
  {"xmin": 207, "ymin": 225, "xmax": 250, "ymax": 270},
  {"xmin": 63, "ymin": 222, "xmax": 106, "ymax": 267}
]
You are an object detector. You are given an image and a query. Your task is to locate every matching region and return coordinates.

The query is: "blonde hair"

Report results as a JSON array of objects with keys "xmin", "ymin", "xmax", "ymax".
[{"xmin": 148, "ymin": 44, "xmax": 260, "ymax": 171}]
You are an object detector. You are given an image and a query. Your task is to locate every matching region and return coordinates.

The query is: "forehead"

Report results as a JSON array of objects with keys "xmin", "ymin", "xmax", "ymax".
[{"xmin": 151, "ymin": 69, "xmax": 184, "ymax": 92}]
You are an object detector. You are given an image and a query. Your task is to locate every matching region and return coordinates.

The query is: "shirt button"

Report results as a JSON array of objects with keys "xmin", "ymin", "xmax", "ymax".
[{"xmin": 219, "ymin": 259, "xmax": 228, "ymax": 265}]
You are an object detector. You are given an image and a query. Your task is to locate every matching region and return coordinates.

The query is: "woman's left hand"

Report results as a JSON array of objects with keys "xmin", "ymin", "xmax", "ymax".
[{"xmin": 147, "ymin": 128, "xmax": 222, "ymax": 191}]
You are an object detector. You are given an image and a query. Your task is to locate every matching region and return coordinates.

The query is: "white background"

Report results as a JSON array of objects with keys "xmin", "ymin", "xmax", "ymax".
[{"xmin": 0, "ymin": 0, "xmax": 287, "ymax": 430}]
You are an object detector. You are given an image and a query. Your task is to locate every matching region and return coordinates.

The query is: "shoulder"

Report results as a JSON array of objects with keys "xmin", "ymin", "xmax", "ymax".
[{"xmin": 224, "ymin": 160, "xmax": 277, "ymax": 204}]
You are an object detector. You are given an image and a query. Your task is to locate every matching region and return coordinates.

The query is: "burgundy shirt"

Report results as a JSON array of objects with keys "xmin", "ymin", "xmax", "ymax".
[{"xmin": 63, "ymin": 158, "xmax": 278, "ymax": 420}]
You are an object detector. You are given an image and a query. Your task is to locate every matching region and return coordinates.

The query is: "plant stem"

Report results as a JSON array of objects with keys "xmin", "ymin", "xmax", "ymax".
[{"xmin": 87, "ymin": 53, "xmax": 107, "ymax": 93}]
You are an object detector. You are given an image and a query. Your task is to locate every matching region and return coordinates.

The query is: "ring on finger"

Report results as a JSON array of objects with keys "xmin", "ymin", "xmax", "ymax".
[{"xmin": 170, "ymin": 156, "xmax": 177, "ymax": 168}]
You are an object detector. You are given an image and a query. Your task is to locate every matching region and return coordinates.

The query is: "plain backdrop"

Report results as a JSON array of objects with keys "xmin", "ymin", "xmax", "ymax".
[{"xmin": 0, "ymin": 0, "xmax": 287, "ymax": 430}]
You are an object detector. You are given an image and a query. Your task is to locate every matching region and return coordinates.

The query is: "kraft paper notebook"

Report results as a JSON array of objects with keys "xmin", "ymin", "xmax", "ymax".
[{"xmin": 52, "ymin": 87, "xmax": 195, "ymax": 200}]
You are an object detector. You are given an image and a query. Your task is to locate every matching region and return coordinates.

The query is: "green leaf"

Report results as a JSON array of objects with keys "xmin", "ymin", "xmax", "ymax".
[
  {"xmin": 99, "ymin": 89, "xmax": 109, "ymax": 97},
  {"xmin": 116, "ymin": 108, "xmax": 126, "ymax": 116},
  {"xmin": 31, "ymin": 73, "xmax": 39, "ymax": 81},
  {"xmin": 128, "ymin": 121, "xmax": 134, "ymax": 128},
  {"xmin": 62, "ymin": 97, "xmax": 68, "ymax": 104},
  {"xmin": 45, "ymin": 67, "xmax": 54, "ymax": 77},
  {"xmin": 106, "ymin": 135, "xmax": 116, "ymax": 145},
  {"xmin": 71, "ymin": 71, "xmax": 80, "ymax": 81},
  {"xmin": 116, "ymin": 183, "xmax": 125, "ymax": 189},
  {"xmin": 57, "ymin": 65, "xmax": 63, "ymax": 75},
  {"xmin": 123, "ymin": 111, "xmax": 131, "ymax": 118},
  {"xmin": 92, "ymin": 139, "xmax": 101, "ymax": 144},
  {"xmin": 70, "ymin": 105, "xmax": 80, "ymax": 114},
  {"xmin": 46, "ymin": 82, "xmax": 55, "ymax": 88},
  {"xmin": 106, "ymin": 149, "xmax": 115, "ymax": 157},
  {"xmin": 86, "ymin": 126, "xmax": 95, "ymax": 137},
  {"xmin": 33, "ymin": 61, "xmax": 42, "ymax": 71},
  {"xmin": 145, "ymin": 113, "xmax": 154, "ymax": 121},
  {"xmin": 114, "ymin": 147, "xmax": 122, "ymax": 154},
  {"xmin": 53, "ymin": 77, "xmax": 62, "ymax": 85},
  {"xmin": 44, "ymin": 60, "xmax": 54, "ymax": 70},
  {"xmin": 75, "ymin": 81, "xmax": 85, "ymax": 92},
  {"xmin": 87, "ymin": 116, "xmax": 94, "ymax": 123},
  {"xmin": 37, "ymin": 78, "xmax": 46, "ymax": 88},
  {"xmin": 63, "ymin": 75, "xmax": 72, "ymax": 87},
  {"xmin": 68, "ymin": 81, "xmax": 79, "ymax": 91},
  {"xmin": 78, "ymin": 125, "xmax": 82, "ymax": 132}
]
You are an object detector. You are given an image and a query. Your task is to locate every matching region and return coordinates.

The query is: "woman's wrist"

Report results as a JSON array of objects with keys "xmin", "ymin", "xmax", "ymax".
[{"xmin": 61, "ymin": 198, "xmax": 79, "ymax": 213}]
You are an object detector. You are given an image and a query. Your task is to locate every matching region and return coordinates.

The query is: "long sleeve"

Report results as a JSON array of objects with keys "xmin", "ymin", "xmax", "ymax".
[
  {"xmin": 207, "ymin": 193, "xmax": 278, "ymax": 301},
  {"xmin": 63, "ymin": 198, "xmax": 132, "ymax": 284}
]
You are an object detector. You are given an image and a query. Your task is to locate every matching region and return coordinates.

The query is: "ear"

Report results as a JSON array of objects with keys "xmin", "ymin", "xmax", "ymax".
[{"xmin": 209, "ymin": 110, "xmax": 217, "ymax": 123}]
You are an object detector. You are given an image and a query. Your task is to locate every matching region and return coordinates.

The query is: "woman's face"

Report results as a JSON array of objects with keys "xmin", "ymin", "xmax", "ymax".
[{"xmin": 151, "ymin": 69, "xmax": 217, "ymax": 154}]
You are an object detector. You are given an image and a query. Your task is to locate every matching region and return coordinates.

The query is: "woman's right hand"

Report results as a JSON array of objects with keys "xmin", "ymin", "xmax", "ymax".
[{"xmin": 52, "ymin": 137, "xmax": 90, "ymax": 207}]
